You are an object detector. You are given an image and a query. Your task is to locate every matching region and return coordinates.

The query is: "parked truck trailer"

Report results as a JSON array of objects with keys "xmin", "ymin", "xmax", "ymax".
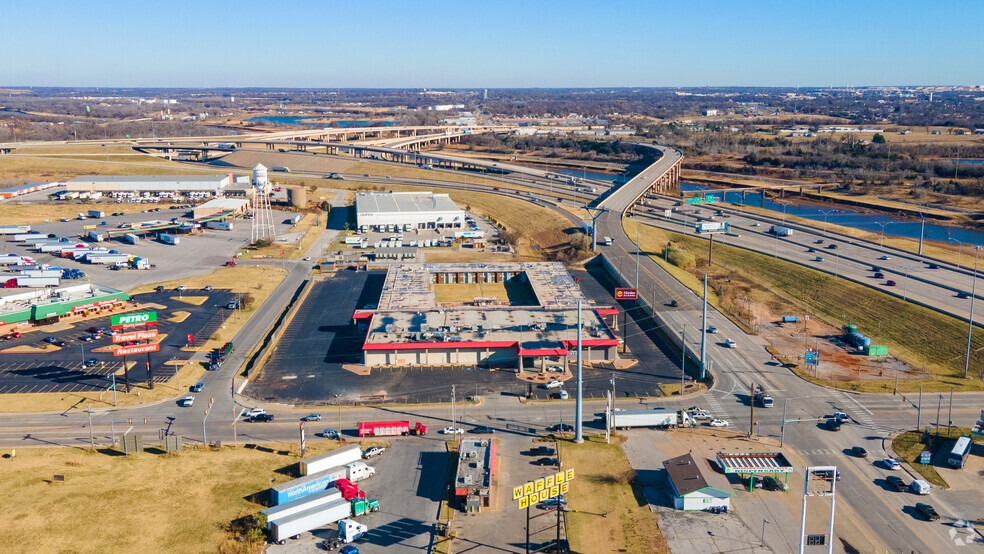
[
  {"xmin": 299, "ymin": 445, "xmax": 362, "ymax": 476},
  {"xmin": 88, "ymin": 210, "xmax": 106, "ymax": 219},
  {"xmin": 269, "ymin": 498, "xmax": 352, "ymax": 544},
  {"xmin": 608, "ymin": 409, "xmax": 692, "ymax": 430},
  {"xmin": 16, "ymin": 276, "xmax": 60, "ymax": 288},
  {"xmin": 261, "ymin": 489, "xmax": 344, "ymax": 530},
  {"xmin": 205, "ymin": 221, "xmax": 233, "ymax": 231},
  {"xmin": 159, "ymin": 233, "xmax": 180, "ymax": 245}
]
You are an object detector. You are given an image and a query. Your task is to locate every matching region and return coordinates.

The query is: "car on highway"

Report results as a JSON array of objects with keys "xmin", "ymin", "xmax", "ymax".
[
  {"xmin": 552, "ymin": 390, "xmax": 569, "ymax": 400},
  {"xmin": 362, "ymin": 446, "xmax": 385, "ymax": 459},
  {"xmin": 886, "ymin": 475, "xmax": 907, "ymax": 491},
  {"xmin": 303, "ymin": 256, "xmax": 311, "ymax": 261},
  {"xmin": 441, "ymin": 427, "xmax": 464, "ymax": 435},
  {"xmin": 752, "ymin": 222, "xmax": 761, "ymax": 227},
  {"xmin": 471, "ymin": 425, "xmax": 495, "ymax": 434},
  {"xmin": 301, "ymin": 413, "xmax": 322, "ymax": 422},
  {"xmin": 669, "ymin": 299, "xmax": 679, "ymax": 307},
  {"xmin": 814, "ymin": 256, "xmax": 824, "ymax": 262},
  {"xmin": 827, "ymin": 243, "xmax": 838, "ymax": 249},
  {"xmin": 815, "ymin": 239, "xmax": 825, "ymax": 244},
  {"xmin": 958, "ymin": 291, "xmax": 971, "ymax": 299},
  {"xmin": 915, "ymin": 503, "xmax": 940, "ymax": 521},
  {"xmin": 547, "ymin": 424, "xmax": 574, "ymax": 432},
  {"xmin": 542, "ymin": 380, "xmax": 563, "ymax": 389},
  {"xmin": 883, "ymin": 457, "xmax": 901, "ymax": 470},
  {"xmin": 709, "ymin": 419, "xmax": 730, "ymax": 427},
  {"xmin": 190, "ymin": 382, "xmax": 204, "ymax": 393},
  {"xmin": 724, "ymin": 338, "xmax": 737, "ymax": 348},
  {"xmin": 886, "ymin": 280, "xmax": 897, "ymax": 286},
  {"xmin": 533, "ymin": 457, "xmax": 560, "ymax": 466},
  {"xmin": 927, "ymin": 264, "xmax": 940, "ymax": 269},
  {"xmin": 879, "ymin": 255, "xmax": 891, "ymax": 260},
  {"xmin": 874, "ymin": 272, "xmax": 885, "ymax": 278},
  {"xmin": 320, "ymin": 429, "xmax": 340, "ymax": 439},
  {"xmin": 707, "ymin": 325, "xmax": 718, "ymax": 334},
  {"xmin": 851, "ymin": 446, "xmax": 868, "ymax": 458},
  {"xmin": 249, "ymin": 414, "xmax": 275, "ymax": 423},
  {"xmin": 179, "ymin": 396, "xmax": 195, "ymax": 407}
]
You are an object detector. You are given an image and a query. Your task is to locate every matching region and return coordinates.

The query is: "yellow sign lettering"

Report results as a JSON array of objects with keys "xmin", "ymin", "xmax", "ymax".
[
  {"xmin": 518, "ymin": 496, "xmax": 529, "ymax": 510},
  {"xmin": 549, "ymin": 485, "xmax": 559, "ymax": 497},
  {"xmin": 535, "ymin": 478, "xmax": 545, "ymax": 492},
  {"xmin": 545, "ymin": 475, "xmax": 555, "ymax": 488},
  {"xmin": 560, "ymin": 482, "xmax": 570, "ymax": 494},
  {"xmin": 539, "ymin": 490, "xmax": 549, "ymax": 502},
  {"xmin": 513, "ymin": 486, "xmax": 524, "ymax": 500},
  {"xmin": 524, "ymin": 482, "xmax": 535, "ymax": 496},
  {"xmin": 555, "ymin": 471, "xmax": 565, "ymax": 484},
  {"xmin": 566, "ymin": 468, "xmax": 575, "ymax": 481}
]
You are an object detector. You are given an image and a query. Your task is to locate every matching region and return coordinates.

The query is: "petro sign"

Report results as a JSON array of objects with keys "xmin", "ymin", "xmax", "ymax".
[
  {"xmin": 111, "ymin": 311, "xmax": 157, "ymax": 330},
  {"xmin": 114, "ymin": 343, "xmax": 160, "ymax": 357},
  {"xmin": 614, "ymin": 288, "xmax": 638, "ymax": 300},
  {"xmin": 113, "ymin": 329, "xmax": 159, "ymax": 343}
]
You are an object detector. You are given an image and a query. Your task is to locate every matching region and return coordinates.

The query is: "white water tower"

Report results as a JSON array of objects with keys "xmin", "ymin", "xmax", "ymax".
[{"xmin": 253, "ymin": 163, "xmax": 269, "ymax": 188}]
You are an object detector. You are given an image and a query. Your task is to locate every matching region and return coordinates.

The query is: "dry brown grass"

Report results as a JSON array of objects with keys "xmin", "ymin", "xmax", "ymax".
[
  {"xmin": 0, "ymin": 202, "xmax": 186, "ymax": 225},
  {"xmin": 0, "ymin": 441, "xmax": 352, "ymax": 554},
  {"xmin": 246, "ymin": 212, "xmax": 325, "ymax": 259},
  {"xmin": 559, "ymin": 435, "xmax": 666, "ymax": 554},
  {"xmin": 0, "ymin": 152, "xmax": 219, "ymax": 184},
  {"xmin": 432, "ymin": 282, "xmax": 510, "ymax": 305}
]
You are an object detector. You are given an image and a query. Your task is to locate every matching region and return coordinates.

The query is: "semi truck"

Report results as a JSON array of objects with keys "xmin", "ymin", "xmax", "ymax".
[
  {"xmin": 22, "ymin": 269, "xmax": 62, "ymax": 278},
  {"xmin": 261, "ymin": 489, "xmax": 343, "ymax": 530},
  {"xmin": 12, "ymin": 232, "xmax": 42, "ymax": 241},
  {"xmin": 205, "ymin": 221, "xmax": 233, "ymax": 231},
  {"xmin": 62, "ymin": 269, "xmax": 85, "ymax": 279},
  {"xmin": 122, "ymin": 233, "xmax": 140, "ymax": 244},
  {"xmin": 86, "ymin": 231, "xmax": 105, "ymax": 242},
  {"xmin": 88, "ymin": 210, "xmax": 106, "ymax": 219},
  {"xmin": 16, "ymin": 276, "xmax": 60, "ymax": 288},
  {"xmin": 608, "ymin": 409, "xmax": 692, "ymax": 430},
  {"xmin": 87, "ymin": 254, "xmax": 131, "ymax": 265},
  {"xmin": 769, "ymin": 225, "xmax": 794, "ymax": 237},
  {"xmin": 269, "ymin": 498, "xmax": 352, "ymax": 544},
  {"xmin": 754, "ymin": 389, "xmax": 774, "ymax": 408},
  {"xmin": 357, "ymin": 420, "xmax": 428, "ymax": 437},
  {"xmin": 299, "ymin": 445, "xmax": 363, "ymax": 476},
  {"xmin": 159, "ymin": 233, "xmax": 180, "ymax": 245},
  {"xmin": 131, "ymin": 257, "xmax": 150, "ymax": 270}
]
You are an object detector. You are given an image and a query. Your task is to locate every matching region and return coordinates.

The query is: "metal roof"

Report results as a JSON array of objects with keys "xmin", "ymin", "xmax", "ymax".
[
  {"xmin": 68, "ymin": 175, "xmax": 230, "ymax": 184},
  {"xmin": 716, "ymin": 452, "xmax": 795, "ymax": 474},
  {"xmin": 662, "ymin": 453, "xmax": 735, "ymax": 497},
  {"xmin": 355, "ymin": 191, "xmax": 462, "ymax": 215}
]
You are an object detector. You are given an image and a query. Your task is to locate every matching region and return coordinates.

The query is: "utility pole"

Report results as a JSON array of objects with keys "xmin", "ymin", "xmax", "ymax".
[
  {"xmin": 918, "ymin": 213, "xmax": 926, "ymax": 255},
  {"xmin": 936, "ymin": 394, "xmax": 943, "ymax": 436},
  {"xmin": 635, "ymin": 227, "xmax": 640, "ymax": 291},
  {"xmin": 948, "ymin": 387, "xmax": 954, "ymax": 436},
  {"xmin": 917, "ymin": 387, "xmax": 923, "ymax": 432},
  {"xmin": 86, "ymin": 404, "xmax": 94, "ymax": 451},
  {"xmin": 611, "ymin": 373, "xmax": 616, "ymax": 415},
  {"xmin": 700, "ymin": 273, "xmax": 708, "ymax": 380},
  {"xmin": 451, "ymin": 384, "xmax": 456, "ymax": 434},
  {"xmin": 749, "ymin": 382, "xmax": 756, "ymax": 437},
  {"xmin": 574, "ymin": 300, "xmax": 584, "ymax": 444},
  {"xmin": 780, "ymin": 398, "xmax": 787, "ymax": 448},
  {"xmin": 964, "ymin": 247, "xmax": 979, "ymax": 379},
  {"xmin": 680, "ymin": 325, "xmax": 687, "ymax": 393}
]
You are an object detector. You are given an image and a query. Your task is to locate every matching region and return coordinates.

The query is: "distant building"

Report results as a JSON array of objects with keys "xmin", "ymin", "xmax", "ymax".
[
  {"xmin": 701, "ymin": 109, "xmax": 719, "ymax": 117},
  {"xmin": 66, "ymin": 174, "xmax": 232, "ymax": 195},
  {"xmin": 662, "ymin": 453, "xmax": 735, "ymax": 511},
  {"xmin": 355, "ymin": 191, "xmax": 465, "ymax": 232},
  {"xmin": 192, "ymin": 197, "xmax": 250, "ymax": 220}
]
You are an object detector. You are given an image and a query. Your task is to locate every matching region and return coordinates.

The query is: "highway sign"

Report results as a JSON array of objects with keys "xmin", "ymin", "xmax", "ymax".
[
  {"xmin": 111, "ymin": 311, "xmax": 157, "ymax": 329},
  {"xmin": 686, "ymin": 197, "xmax": 702, "ymax": 204},
  {"xmin": 512, "ymin": 468, "xmax": 575, "ymax": 510},
  {"xmin": 114, "ymin": 343, "xmax": 160, "ymax": 356},
  {"xmin": 804, "ymin": 350, "xmax": 819, "ymax": 366},
  {"xmin": 920, "ymin": 450, "xmax": 931, "ymax": 464},
  {"xmin": 704, "ymin": 194, "xmax": 719, "ymax": 203},
  {"xmin": 112, "ymin": 329, "xmax": 159, "ymax": 343},
  {"xmin": 614, "ymin": 288, "xmax": 638, "ymax": 300}
]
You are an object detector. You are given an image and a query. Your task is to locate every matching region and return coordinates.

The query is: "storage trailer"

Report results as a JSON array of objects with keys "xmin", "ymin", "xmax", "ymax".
[{"xmin": 299, "ymin": 445, "xmax": 362, "ymax": 476}]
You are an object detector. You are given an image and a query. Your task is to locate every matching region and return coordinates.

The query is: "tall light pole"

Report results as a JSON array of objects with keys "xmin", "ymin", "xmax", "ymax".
[
  {"xmin": 574, "ymin": 300, "xmax": 584, "ymax": 444},
  {"xmin": 964, "ymin": 246, "xmax": 980, "ymax": 379},
  {"xmin": 818, "ymin": 209, "xmax": 836, "ymax": 237},
  {"xmin": 918, "ymin": 213, "xmax": 926, "ymax": 255},
  {"xmin": 699, "ymin": 272, "xmax": 708, "ymax": 380},
  {"xmin": 635, "ymin": 227, "xmax": 640, "ymax": 291},
  {"xmin": 950, "ymin": 238, "xmax": 965, "ymax": 268},
  {"xmin": 874, "ymin": 221, "xmax": 893, "ymax": 248}
]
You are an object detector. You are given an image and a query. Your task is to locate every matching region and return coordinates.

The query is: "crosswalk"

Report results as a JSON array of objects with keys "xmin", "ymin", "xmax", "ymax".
[{"xmin": 705, "ymin": 394, "xmax": 729, "ymax": 418}]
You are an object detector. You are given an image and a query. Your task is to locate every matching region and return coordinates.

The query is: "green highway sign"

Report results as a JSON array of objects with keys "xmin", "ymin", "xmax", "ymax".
[
  {"xmin": 111, "ymin": 311, "xmax": 157, "ymax": 329},
  {"xmin": 686, "ymin": 197, "xmax": 702, "ymax": 204}
]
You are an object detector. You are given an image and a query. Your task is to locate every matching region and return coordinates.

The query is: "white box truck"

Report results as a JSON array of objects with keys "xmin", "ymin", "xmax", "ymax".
[
  {"xmin": 205, "ymin": 221, "xmax": 233, "ymax": 231},
  {"xmin": 769, "ymin": 225, "xmax": 794, "ymax": 237},
  {"xmin": 159, "ymin": 233, "xmax": 180, "ymax": 245},
  {"xmin": 608, "ymin": 409, "xmax": 692, "ymax": 430},
  {"xmin": 122, "ymin": 233, "xmax": 139, "ymax": 244},
  {"xmin": 87, "ymin": 231, "xmax": 105, "ymax": 242},
  {"xmin": 299, "ymin": 445, "xmax": 362, "ymax": 476}
]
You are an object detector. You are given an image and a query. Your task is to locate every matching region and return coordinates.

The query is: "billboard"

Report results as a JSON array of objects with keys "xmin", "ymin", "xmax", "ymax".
[
  {"xmin": 512, "ymin": 468, "xmax": 576, "ymax": 510},
  {"xmin": 614, "ymin": 288, "xmax": 638, "ymax": 300},
  {"xmin": 114, "ymin": 343, "xmax": 160, "ymax": 356},
  {"xmin": 696, "ymin": 221, "xmax": 728, "ymax": 234},
  {"xmin": 111, "ymin": 311, "xmax": 157, "ymax": 329},
  {"xmin": 113, "ymin": 329, "xmax": 159, "ymax": 343}
]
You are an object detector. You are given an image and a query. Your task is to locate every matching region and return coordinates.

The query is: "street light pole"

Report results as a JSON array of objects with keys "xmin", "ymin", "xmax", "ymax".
[
  {"xmin": 819, "ymin": 209, "xmax": 835, "ymax": 237},
  {"xmin": 918, "ymin": 213, "xmax": 926, "ymax": 256},
  {"xmin": 574, "ymin": 300, "xmax": 584, "ymax": 444},
  {"xmin": 950, "ymin": 238, "xmax": 965, "ymax": 268},
  {"xmin": 964, "ymin": 247, "xmax": 980, "ymax": 379},
  {"xmin": 875, "ymin": 221, "xmax": 893, "ymax": 248},
  {"xmin": 700, "ymin": 272, "xmax": 708, "ymax": 380},
  {"xmin": 680, "ymin": 325, "xmax": 687, "ymax": 393}
]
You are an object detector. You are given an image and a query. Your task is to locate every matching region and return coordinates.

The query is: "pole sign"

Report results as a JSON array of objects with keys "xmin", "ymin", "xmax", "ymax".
[
  {"xmin": 83, "ymin": 225, "xmax": 97, "ymax": 230},
  {"xmin": 512, "ymin": 468, "xmax": 575, "ymax": 510},
  {"xmin": 114, "ymin": 343, "xmax": 160, "ymax": 356},
  {"xmin": 614, "ymin": 288, "xmax": 638, "ymax": 300},
  {"xmin": 111, "ymin": 311, "xmax": 157, "ymax": 329},
  {"xmin": 804, "ymin": 350, "xmax": 819, "ymax": 366},
  {"xmin": 113, "ymin": 329, "xmax": 159, "ymax": 343},
  {"xmin": 686, "ymin": 197, "xmax": 702, "ymax": 204}
]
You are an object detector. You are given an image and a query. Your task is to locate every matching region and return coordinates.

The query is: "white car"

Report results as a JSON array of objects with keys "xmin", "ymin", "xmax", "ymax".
[
  {"xmin": 547, "ymin": 365, "xmax": 564, "ymax": 373},
  {"xmin": 244, "ymin": 408, "xmax": 266, "ymax": 418},
  {"xmin": 883, "ymin": 457, "xmax": 901, "ymax": 470},
  {"xmin": 441, "ymin": 427, "xmax": 464, "ymax": 435},
  {"xmin": 709, "ymin": 419, "xmax": 730, "ymax": 427},
  {"xmin": 724, "ymin": 338, "xmax": 737, "ymax": 348},
  {"xmin": 303, "ymin": 256, "xmax": 312, "ymax": 261},
  {"xmin": 179, "ymin": 396, "xmax": 195, "ymax": 407},
  {"xmin": 544, "ymin": 380, "xmax": 563, "ymax": 389},
  {"xmin": 752, "ymin": 222, "xmax": 761, "ymax": 227}
]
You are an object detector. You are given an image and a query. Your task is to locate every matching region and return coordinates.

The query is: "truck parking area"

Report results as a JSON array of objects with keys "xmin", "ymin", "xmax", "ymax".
[{"xmin": 0, "ymin": 288, "xmax": 234, "ymax": 394}]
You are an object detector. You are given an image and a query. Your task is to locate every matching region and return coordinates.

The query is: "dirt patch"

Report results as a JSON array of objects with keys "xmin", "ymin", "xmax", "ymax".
[
  {"xmin": 168, "ymin": 311, "xmax": 190, "ymax": 323},
  {"xmin": 1, "ymin": 345, "xmax": 56, "ymax": 353}
]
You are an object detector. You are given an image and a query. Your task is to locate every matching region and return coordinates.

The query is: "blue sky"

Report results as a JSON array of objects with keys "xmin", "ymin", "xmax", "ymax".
[{"xmin": 4, "ymin": 0, "xmax": 983, "ymax": 87}]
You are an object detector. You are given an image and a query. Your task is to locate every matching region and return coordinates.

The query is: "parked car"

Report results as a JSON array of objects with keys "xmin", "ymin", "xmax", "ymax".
[
  {"xmin": 530, "ymin": 446, "xmax": 556, "ymax": 456},
  {"xmin": 226, "ymin": 301, "xmax": 239, "ymax": 309},
  {"xmin": 747, "ymin": 476, "xmax": 764, "ymax": 489},
  {"xmin": 533, "ymin": 457, "xmax": 560, "ymax": 467},
  {"xmin": 339, "ymin": 546, "xmax": 359, "ymax": 554},
  {"xmin": 851, "ymin": 446, "xmax": 868, "ymax": 458},
  {"xmin": 155, "ymin": 285, "xmax": 165, "ymax": 292},
  {"xmin": 547, "ymin": 365, "xmax": 564, "ymax": 373},
  {"xmin": 84, "ymin": 358, "xmax": 98, "ymax": 367},
  {"xmin": 915, "ymin": 503, "xmax": 940, "ymax": 521},
  {"xmin": 362, "ymin": 446, "xmax": 385, "ymax": 459},
  {"xmin": 883, "ymin": 458, "xmax": 901, "ymax": 470},
  {"xmin": 79, "ymin": 335, "xmax": 94, "ymax": 342},
  {"xmin": 543, "ymin": 380, "xmax": 563, "ymax": 389},
  {"xmin": 300, "ymin": 413, "xmax": 322, "ymax": 422},
  {"xmin": 176, "ymin": 285, "xmax": 187, "ymax": 291},
  {"xmin": 547, "ymin": 424, "xmax": 574, "ymax": 432},
  {"xmin": 762, "ymin": 476, "xmax": 785, "ymax": 491},
  {"xmin": 886, "ymin": 475, "xmax": 907, "ymax": 491},
  {"xmin": 709, "ymin": 419, "xmax": 730, "ymax": 427},
  {"xmin": 244, "ymin": 408, "xmax": 266, "ymax": 418},
  {"xmin": 203, "ymin": 285, "xmax": 213, "ymax": 292}
]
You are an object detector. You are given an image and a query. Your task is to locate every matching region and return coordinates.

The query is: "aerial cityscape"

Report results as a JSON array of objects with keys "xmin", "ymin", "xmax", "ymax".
[{"xmin": 3, "ymin": 2, "xmax": 984, "ymax": 553}]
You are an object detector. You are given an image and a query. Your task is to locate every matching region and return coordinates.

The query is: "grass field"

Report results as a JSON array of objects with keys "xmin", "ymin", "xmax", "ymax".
[
  {"xmin": 246, "ymin": 212, "xmax": 324, "ymax": 259},
  {"xmin": 0, "ymin": 152, "xmax": 218, "ymax": 184},
  {"xmin": 558, "ymin": 435, "xmax": 666, "ymax": 554},
  {"xmin": 891, "ymin": 427, "xmax": 983, "ymax": 488},
  {"xmin": 0, "ymin": 441, "xmax": 351, "ymax": 554},
  {"xmin": 625, "ymin": 218, "xmax": 984, "ymax": 392}
]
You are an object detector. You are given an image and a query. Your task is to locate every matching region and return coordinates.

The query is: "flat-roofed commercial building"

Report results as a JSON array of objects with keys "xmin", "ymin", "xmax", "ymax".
[
  {"xmin": 192, "ymin": 197, "xmax": 250, "ymax": 220},
  {"xmin": 355, "ymin": 191, "xmax": 465, "ymax": 232},
  {"xmin": 66, "ymin": 174, "xmax": 232, "ymax": 195}
]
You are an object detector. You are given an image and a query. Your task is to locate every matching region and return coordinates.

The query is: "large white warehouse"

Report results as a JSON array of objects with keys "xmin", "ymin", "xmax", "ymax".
[
  {"xmin": 355, "ymin": 191, "xmax": 465, "ymax": 232},
  {"xmin": 66, "ymin": 174, "xmax": 232, "ymax": 195}
]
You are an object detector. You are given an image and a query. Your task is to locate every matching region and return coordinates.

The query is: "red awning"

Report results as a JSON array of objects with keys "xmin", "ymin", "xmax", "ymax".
[
  {"xmin": 352, "ymin": 311, "xmax": 374, "ymax": 319},
  {"xmin": 595, "ymin": 307, "xmax": 619, "ymax": 316},
  {"xmin": 516, "ymin": 347, "xmax": 569, "ymax": 356}
]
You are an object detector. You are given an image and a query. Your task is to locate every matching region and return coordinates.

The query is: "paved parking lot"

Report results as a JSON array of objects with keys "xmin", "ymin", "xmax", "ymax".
[
  {"xmin": 249, "ymin": 262, "xmax": 681, "ymax": 405},
  {"xmin": 0, "ymin": 289, "xmax": 234, "ymax": 393},
  {"xmin": 1, "ymin": 209, "xmax": 292, "ymax": 291}
]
